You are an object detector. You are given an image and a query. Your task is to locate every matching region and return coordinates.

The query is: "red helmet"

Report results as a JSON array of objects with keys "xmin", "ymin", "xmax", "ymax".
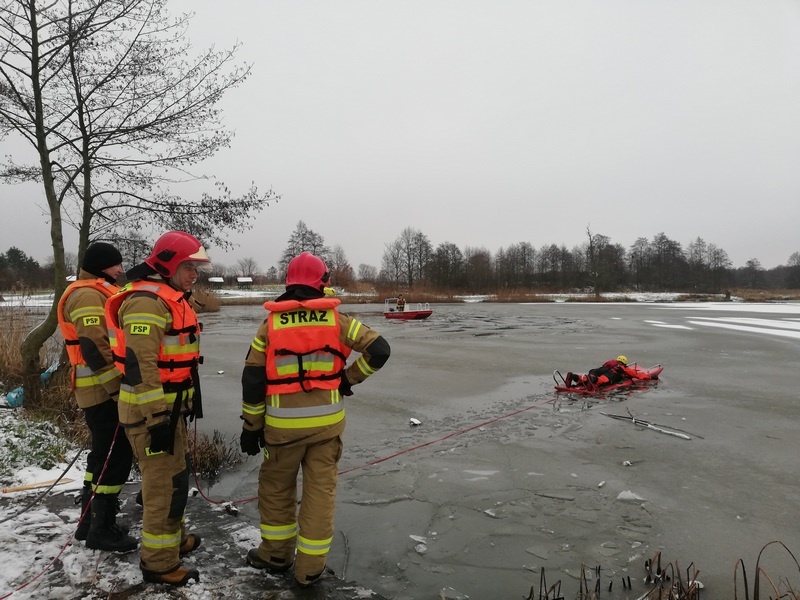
[
  {"xmin": 145, "ymin": 231, "xmax": 210, "ymax": 277},
  {"xmin": 286, "ymin": 252, "xmax": 329, "ymax": 290}
]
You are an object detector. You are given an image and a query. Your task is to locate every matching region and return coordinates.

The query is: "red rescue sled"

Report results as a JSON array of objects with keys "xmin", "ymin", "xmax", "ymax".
[{"xmin": 553, "ymin": 364, "xmax": 663, "ymax": 395}]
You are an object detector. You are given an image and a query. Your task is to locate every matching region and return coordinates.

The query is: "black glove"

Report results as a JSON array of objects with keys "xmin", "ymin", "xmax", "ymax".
[
  {"xmin": 240, "ymin": 428, "xmax": 265, "ymax": 456},
  {"xmin": 339, "ymin": 374, "xmax": 354, "ymax": 397},
  {"xmin": 148, "ymin": 422, "xmax": 172, "ymax": 454}
]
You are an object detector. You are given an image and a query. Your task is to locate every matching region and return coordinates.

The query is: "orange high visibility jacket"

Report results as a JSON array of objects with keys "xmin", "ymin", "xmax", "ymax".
[
  {"xmin": 264, "ymin": 297, "xmax": 351, "ymax": 395},
  {"xmin": 106, "ymin": 280, "xmax": 200, "ymax": 404},
  {"xmin": 57, "ymin": 276, "xmax": 121, "ymax": 406}
]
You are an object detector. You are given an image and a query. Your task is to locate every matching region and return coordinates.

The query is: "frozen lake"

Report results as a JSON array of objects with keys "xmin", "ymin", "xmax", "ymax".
[{"xmin": 194, "ymin": 301, "xmax": 800, "ymax": 600}]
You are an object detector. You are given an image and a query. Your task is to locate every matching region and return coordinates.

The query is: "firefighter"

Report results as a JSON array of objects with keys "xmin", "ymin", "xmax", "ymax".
[
  {"xmin": 565, "ymin": 355, "xmax": 651, "ymax": 389},
  {"xmin": 105, "ymin": 231, "xmax": 208, "ymax": 586},
  {"xmin": 57, "ymin": 242, "xmax": 137, "ymax": 552},
  {"xmin": 241, "ymin": 251, "xmax": 391, "ymax": 588}
]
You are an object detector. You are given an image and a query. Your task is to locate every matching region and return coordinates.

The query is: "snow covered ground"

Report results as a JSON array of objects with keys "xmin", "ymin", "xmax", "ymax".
[{"xmin": 0, "ymin": 405, "xmax": 379, "ymax": 599}]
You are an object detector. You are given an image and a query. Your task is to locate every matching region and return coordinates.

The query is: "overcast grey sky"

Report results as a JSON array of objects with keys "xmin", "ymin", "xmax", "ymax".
[{"xmin": 2, "ymin": 0, "xmax": 800, "ymax": 272}]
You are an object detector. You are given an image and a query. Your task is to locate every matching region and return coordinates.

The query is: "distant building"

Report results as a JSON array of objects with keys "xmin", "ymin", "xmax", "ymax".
[
  {"xmin": 208, "ymin": 276, "xmax": 224, "ymax": 289},
  {"xmin": 237, "ymin": 276, "xmax": 254, "ymax": 289}
]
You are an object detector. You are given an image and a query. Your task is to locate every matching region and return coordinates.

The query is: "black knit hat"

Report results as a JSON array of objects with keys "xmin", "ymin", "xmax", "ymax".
[{"xmin": 82, "ymin": 242, "xmax": 123, "ymax": 277}]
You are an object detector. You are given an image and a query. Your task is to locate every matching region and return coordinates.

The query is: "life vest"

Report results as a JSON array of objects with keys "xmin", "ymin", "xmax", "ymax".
[
  {"xmin": 106, "ymin": 280, "xmax": 201, "ymax": 391},
  {"xmin": 57, "ymin": 278, "xmax": 119, "ymax": 391},
  {"xmin": 590, "ymin": 359, "xmax": 625, "ymax": 384},
  {"xmin": 263, "ymin": 297, "xmax": 351, "ymax": 395},
  {"xmin": 601, "ymin": 359, "xmax": 624, "ymax": 370}
]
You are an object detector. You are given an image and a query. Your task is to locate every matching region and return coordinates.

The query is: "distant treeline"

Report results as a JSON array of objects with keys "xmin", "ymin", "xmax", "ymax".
[
  {"xmin": 375, "ymin": 229, "xmax": 800, "ymax": 293},
  {"xmin": 3, "ymin": 229, "xmax": 800, "ymax": 294}
]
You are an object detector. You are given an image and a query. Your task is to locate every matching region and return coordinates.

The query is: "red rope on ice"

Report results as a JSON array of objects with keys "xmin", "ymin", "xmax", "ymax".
[{"xmin": 191, "ymin": 395, "xmax": 552, "ymax": 505}]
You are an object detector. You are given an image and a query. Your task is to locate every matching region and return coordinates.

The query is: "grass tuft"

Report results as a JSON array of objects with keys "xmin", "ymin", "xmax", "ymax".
[
  {"xmin": 192, "ymin": 429, "xmax": 243, "ymax": 481},
  {"xmin": 0, "ymin": 409, "xmax": 72, "ymax": 484}
]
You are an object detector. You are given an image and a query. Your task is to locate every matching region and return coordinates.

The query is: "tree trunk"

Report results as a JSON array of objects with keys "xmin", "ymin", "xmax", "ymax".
[{"xmin": 21, "ymin": 0, "xmax": 68, "ymax": 402}]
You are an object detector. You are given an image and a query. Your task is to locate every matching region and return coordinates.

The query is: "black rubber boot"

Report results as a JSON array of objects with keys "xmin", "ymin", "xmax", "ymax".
[
  {"xmin": 86, "ymin": 494, "xmax": 138, "ymax": 553},
  {"xmin": 74, "ymin": 484, "xmax": 92, "ymax": 541},
  {"xmin": 105, "ymin": 493, "xmax": 130, "ymax": 535}
]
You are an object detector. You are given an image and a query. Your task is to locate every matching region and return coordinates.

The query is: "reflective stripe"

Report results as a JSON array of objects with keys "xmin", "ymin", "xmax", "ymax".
[
  {"xmin": 120, "ymin": 312, "xmax": 168, "ymax": 328},
  {"xmin": 346, "ymin": 319, "xmax": 362, "ymax": 341},
  {"xmin": 274, "ymin": 353, "xmax": 335, "ymax": 376},
  {"xmin": 251, "ymin": 337, "xmax": 266, "ymax": 353},
  {"xmin": 108, "ymin": 329, "xmax": 118, "ymax": 350},
  {"xmin": 142, "ymin": 528, "xmax": 182, "ymax": 549},
  {"xmin": 119, "ymin": 385, "xmax": 193, "ymax": 406},
  {"xmin": 297, "ymin": 534, "xmax": 332, "ymax": 556},
  {"xmin": 242, "ymin": 401, "xmax": 265, "ymax": 417},
  {"xmin": 75, "ymin": 365, "xmax": 121, "ymax": 385},
  {"xmin": 83, "ymin": 472, "xmax": 93, "ymax": 483},
  {"xmin": 264, "ymin": 391, "xmax": 344, "ymax": 429},
  {"xmin": 69, "ymin": 305, "xmax": 104, "ymax": 321},
  {"xmin": 265, "ymin": 401, "xmax": 342, "ymax": 419},
  {"xmin": 74, "ymin": 366, "xmax": 101, "ymax": 388},
  {"xmin": 75, "ymin": 377, "xmax": 101, "ymax": 388},
  {"xmin": 96, "ymin": 368, "xmax": 121, "ymax": 384},
  {"xmin": 264, "ymin": 412, "xmax": 344, "ymax": 429},
  {"xmin": 162, "ymin": 339, "xmax": 200, "ymax": 355},
  {"xmin": 91, "ymin": 482, "xmax": 125, "ymax": 494},
  {"xmin": 355, "ymin": 355, "xmax": 376, "ymax": 377},
  {"xmin": 260, "ymin": 522, "xmax": 298, "ymax": 541},
  {"xmin": 75, "ymin": 366, "xmax": 96, "ymax": 378},
  {"xmin": 119, "ymin": 385, "xmax": 166, "ymax": 406}
]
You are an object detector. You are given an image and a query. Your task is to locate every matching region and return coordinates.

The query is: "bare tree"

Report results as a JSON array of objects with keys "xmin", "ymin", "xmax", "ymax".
[
  {"xmin": 328, "ymin": 245, "xmax": 354, "ymax": 289},
  {"xmin": 0, "ymin": 0, "xmax": 73, "ymax": 398},
  {"xmin": 357, "ymin": 263, "xmax": 378, "ymax": 282},
  {"xmin": 707, "ymin": 243, "xmax": 732, "ymax": 292},
  {"xmin": 585, "ymin": 225, "xmax": 600, "ymax": 297},
  {"xmin": 0, "ymin": 0, "xmax": 275, "ymax": 394},
  {"xmin": 236, "ymin": 257, "xmax": 259, "ymax": 277},
  {"xmin": 110, "ymin": 230, "xmax": 151, "ymax": 267},
  {"xmin": 46, "ymin": 251, "xmax": 78, "ymax": 276},
  {"xmin": 387, "ymin": 227, "xmax": 432, "ymax": 289},
  {"xmin": 379, "ymin": 239, "xmax": 403, "ymax": 286}
]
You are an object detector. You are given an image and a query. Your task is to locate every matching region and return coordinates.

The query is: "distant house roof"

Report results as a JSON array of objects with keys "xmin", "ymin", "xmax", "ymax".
[
  {"xmin": 237, "ymin": 276, "xmax": 253, "ymax": 283},
  {"xmin": 208, "ymin": 276, "xmax": 224, "ymax": 283}
]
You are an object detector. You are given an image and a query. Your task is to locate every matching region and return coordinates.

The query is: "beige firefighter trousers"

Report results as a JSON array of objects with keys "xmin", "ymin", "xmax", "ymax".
[
  {"xmin": 126, "ymin": 418, "xmax": 191, "ymax": 573},
  {"xmin": 257, "ymin": 434, "xmax": 343, "ymax": 584}
]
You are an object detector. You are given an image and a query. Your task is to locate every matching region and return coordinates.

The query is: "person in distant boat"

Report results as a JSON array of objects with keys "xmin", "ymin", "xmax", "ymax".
[
  {"xmin": 564, "ymin": 355, "xmax": 652, "ymax": 389},
  {"xmin": 396, "ymin": 295, "xmax": 406, "ymax": 312}
]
